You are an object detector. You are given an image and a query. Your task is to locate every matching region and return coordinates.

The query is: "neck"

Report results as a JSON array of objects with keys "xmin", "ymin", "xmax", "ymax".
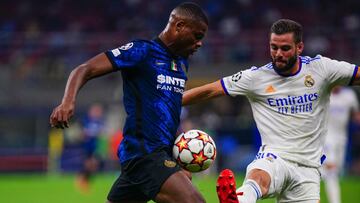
[
  {"xmin": 158, "ymin": 31, "xmax": 179, "ymax": 56},
  {"xmin": 274, "ymin": 57, "xmax": 300, "ymax": 77},
  {"xmin": 287, "ymin": 60, "xmax": 300, "ymax": 75}
]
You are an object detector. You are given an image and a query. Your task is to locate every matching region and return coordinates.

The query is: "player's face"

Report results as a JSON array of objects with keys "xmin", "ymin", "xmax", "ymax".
[
  {"xmin": 270, "ymin": 33, "xmax": 303, "ymax": 73},
  {"xmin": 175, "ymin": 21, "xmax": 208, "ymax": 58}
]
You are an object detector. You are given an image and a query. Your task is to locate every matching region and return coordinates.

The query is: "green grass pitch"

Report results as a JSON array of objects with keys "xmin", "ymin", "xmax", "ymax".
[{"xmin": 0, "ymin": 173, "xmax": 359, "ymax": 203}]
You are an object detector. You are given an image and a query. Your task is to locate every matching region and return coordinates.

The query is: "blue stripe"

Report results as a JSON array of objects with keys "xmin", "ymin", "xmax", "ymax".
[
  {"xmin": 320, "ymin": 154, "xmax": 326, "ymax": 165},
  {"xmin": 349, "ymin": 65, "xmax": 358, "ymax": 86},
  {"xmin": 247, "ymin": 181, "xmax": 261, "ymax": 199},
  {"xmin": 220, "ymin": 79, "xmax": 230, "ymax": 95}
]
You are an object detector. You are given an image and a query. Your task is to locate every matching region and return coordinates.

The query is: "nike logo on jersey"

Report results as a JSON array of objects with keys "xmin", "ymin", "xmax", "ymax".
[{"xmin": 156, "ymin": 61, "xmax": 166, "ymax": 66}]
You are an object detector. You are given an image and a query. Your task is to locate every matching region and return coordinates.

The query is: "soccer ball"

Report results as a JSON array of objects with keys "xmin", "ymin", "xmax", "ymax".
[{"xmin": 173, "ymin": 129, "xmax": 216, "ymax": 172}]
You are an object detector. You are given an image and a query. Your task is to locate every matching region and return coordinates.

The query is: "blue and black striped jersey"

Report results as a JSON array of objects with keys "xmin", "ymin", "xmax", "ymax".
[{"xmin": 105, "ymin": 38, "xmax": 189, "ymax": 164}]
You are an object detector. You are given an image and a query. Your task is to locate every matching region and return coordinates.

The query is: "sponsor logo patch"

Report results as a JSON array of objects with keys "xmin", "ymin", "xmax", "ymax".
[
  {"xmin": 111, "ymin": 48, "xmax": 121, "ymax": 57},
  {"xmin": 164, "ymin": 160, "xmax": 176, "ymax": 168}
]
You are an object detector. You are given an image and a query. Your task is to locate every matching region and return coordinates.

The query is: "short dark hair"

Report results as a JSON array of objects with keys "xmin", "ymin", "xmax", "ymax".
[
  {"xmin": 174, "ymin": 2, "xmax": 208, "ymax": 25},
  {"xmin": 271, "ymin": 19, "xmax": 303, "ymax": 43}
]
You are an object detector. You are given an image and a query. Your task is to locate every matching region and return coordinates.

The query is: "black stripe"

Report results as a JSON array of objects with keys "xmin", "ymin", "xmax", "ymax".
[
  {"xmin": 127, "ymin": 80, "xmax": 147, "ymax": 155},
  {"xmin": 104, "ymin": 51, "xmax": 119, "ymax": 71}
]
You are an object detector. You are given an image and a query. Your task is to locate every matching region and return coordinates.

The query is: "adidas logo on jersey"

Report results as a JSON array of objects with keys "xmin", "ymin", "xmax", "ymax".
[{"xmin": 265, "ymin": 85, "xmax": 276, "ymax": 93}]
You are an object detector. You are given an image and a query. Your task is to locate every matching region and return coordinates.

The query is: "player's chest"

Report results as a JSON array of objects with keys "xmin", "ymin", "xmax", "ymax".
[
  {"xmin": 253, "ymin": 71, "xmax": 325, "ymax": 98},
  {"xmin": 251, "ymin": 71, "xmax": 327, "ymax": 115},
  {"xmin": 145, "ymin": 58, "xmax": 188, "ymax": 94}
]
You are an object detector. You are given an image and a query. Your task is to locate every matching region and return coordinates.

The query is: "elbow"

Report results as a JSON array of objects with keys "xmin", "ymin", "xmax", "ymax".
[{"xmin": 72, "ymin": 64, "xmax": 93, "ymax": 81}]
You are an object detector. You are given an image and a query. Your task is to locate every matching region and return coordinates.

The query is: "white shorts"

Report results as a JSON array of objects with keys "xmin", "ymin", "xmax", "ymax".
[{"xmin": 245, "ymin": 151, "xmax": 321, "ymax": 203}]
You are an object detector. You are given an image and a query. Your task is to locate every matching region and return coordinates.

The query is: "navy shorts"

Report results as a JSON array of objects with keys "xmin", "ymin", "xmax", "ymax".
[{"xmin": 107, "ymin": 149, "xmax": 182, "ymax": 202}]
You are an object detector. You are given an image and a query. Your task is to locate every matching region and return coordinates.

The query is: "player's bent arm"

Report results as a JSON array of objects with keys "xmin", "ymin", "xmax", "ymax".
[
  {"xmin": 182, "ymin": 80, "xmax": 226, "ymax": 106},
  {"xmin": 50, "ymin": 53, "xmax": 114, "ymax": 128},
  {"xmin": 61, "ymin": 53, "xmax": 114, "ymax": 104}
]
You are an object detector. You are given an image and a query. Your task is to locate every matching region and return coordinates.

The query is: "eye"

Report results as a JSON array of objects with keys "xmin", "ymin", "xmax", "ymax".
[
  {"xmin": 271, "ymin": 45, "xmax": 278, "ymax": 51},
  {"xmin": 194, "ymin": 33, "xmax": 204, "ymax": 40},
  {"xmin": 281, "ymin": 46, "xmax": 291, "ymax": 51}
]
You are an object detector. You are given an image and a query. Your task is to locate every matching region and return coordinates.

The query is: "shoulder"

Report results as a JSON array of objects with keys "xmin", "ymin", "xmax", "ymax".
[
  {"xmin": 126, "ymin": 39, "xmax": 153, "ymax": 51},
  {"xmin": 300, "ymin": 55, "xmax": 322, "ymax": 64},
  {"xmin": 245, "ymin": 62, "xmax": 275, "ymax": 75},
  {"xmin": 300, "ymin": 55, "xmax": 327, "ymax": 72}
]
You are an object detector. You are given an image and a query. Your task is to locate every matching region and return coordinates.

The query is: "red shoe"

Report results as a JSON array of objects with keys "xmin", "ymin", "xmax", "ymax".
[{"xmin": 216, "ymin": 169, "xmax": 242, "ymax": 203}]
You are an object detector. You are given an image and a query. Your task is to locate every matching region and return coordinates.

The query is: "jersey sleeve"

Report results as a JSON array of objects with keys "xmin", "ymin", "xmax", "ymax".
[
  {"xmin": 105, "ymin": 41, "xmax": 149, "ymax": 70},
  {"xmin": 221, "ymin": 68, "xmax": 253, "ymax": 96},
  {"xmin": 321, "ymin": 56, "xmax": 358, "ymax": 86}
]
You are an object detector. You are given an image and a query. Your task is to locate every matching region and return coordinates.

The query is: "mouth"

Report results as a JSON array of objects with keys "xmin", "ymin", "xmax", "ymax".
[
  {"xmin": 275, "ymin": 60, "xmax": 286, "ymax": 65},
  {"xmin": 188, "ymin": 49, "xmax": 197, "ymax": 56}
]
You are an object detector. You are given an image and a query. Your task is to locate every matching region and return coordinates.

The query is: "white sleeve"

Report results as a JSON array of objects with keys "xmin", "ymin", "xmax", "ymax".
[
  {"xmin": 321, "ymin": 56, "xmax": 358, "ymax": 86},
  {"xmin": 221, "ymin": 68, "xmax": 253, "ymax": 96}
]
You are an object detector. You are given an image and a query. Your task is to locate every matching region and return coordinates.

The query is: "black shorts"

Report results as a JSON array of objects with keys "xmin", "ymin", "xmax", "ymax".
[{"xmin": 107, "ymin": 149, "xmax": 182, "ymax": 202}]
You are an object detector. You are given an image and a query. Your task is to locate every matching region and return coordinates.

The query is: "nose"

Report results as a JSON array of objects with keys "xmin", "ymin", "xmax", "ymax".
[{"xmin": 275, "ymin": 49, "xmax": 283, "ymax": 58}]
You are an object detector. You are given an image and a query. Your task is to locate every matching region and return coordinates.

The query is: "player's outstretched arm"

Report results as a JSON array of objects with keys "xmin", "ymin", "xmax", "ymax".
[
  {"xmin": 50, "ymin": 53, "xmax": 114, "ymax": 129},
  {"xmin": 182, "ymin": 80, "xmax": 226, "ymax": 106}
]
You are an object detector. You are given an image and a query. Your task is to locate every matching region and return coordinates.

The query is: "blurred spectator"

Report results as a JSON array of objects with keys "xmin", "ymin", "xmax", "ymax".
[{"xmin": 76, "ymin": 103, "xmax": 106, "ymax": 192}]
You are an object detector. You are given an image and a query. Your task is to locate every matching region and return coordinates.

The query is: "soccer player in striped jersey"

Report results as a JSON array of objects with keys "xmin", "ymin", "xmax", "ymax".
[
  {"xmin": 183, "ymin": 19, "xmax": 360, "ymax": 203},
  {"xmin": 50, "ymin": 2, "xmax": 208, "ymax": 203},
  {"xmin": 322, "ymin": 86, "xmax": 359, "ymax": 203}
]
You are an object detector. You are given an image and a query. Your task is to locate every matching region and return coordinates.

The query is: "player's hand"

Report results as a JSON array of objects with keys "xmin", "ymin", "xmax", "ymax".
[{"xmin": 50, "ymin": 102, "xmax": 75, "ymax": 129}]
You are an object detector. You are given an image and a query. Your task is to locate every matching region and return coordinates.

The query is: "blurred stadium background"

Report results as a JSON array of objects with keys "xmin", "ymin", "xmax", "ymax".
[{"xmin": 1, "ymin": 0, "xmax": 360, "ymax": 202}]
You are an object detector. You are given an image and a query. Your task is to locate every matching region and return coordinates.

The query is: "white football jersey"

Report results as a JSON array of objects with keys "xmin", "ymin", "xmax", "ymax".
[{"xmin": 222, "ymin": 55, "xmax": 358, "ymax": 167}]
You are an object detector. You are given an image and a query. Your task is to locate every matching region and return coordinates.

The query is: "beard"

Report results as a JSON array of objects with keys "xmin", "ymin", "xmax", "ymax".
[{"xmin": 272, "ymin": 54, "xmax": 298, "ymax": 74}]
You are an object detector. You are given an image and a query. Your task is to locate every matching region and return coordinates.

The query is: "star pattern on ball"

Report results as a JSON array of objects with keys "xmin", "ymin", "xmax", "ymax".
[
  {"xmin": 197, "ymin": 132, "xmax": 209, "ymax": 143},
  {"xmin": 191, "ymin": 151, "xmax": 208, "ymax": 166},
  {"xmin": 176, "ymin": 136, "xmax": 189, "ymax": 152}
]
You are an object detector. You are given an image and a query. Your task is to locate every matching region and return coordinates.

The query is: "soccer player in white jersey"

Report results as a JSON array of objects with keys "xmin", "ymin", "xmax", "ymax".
[
  {"xmin": 322, "ymin": 86, "xmax": 359, "ymax": 203},
  {"xmin": 182, "ymin": 19, "xmax": 360, "ymax": 203}
]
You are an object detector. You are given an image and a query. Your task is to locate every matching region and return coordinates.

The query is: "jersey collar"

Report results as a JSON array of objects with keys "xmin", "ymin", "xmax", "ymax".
[{"xmin": 154, "ymin": 37, "xmax": 178, "ymax": 59}]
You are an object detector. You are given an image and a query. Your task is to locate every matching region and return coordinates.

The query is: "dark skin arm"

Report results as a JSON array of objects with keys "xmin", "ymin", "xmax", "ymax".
[
  {"xmin": 182, "ymin": 80, "xmax": 226, "ymax": 106},
  {"xmin": 50, "ymin": 53, "xmax": 114, "ymax": 128}
]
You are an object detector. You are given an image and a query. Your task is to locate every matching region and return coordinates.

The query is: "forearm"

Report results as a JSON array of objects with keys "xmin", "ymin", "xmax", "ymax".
[
  {"xmin": 61, "ymin": 64, "xmax": 91, "ymax": 104},
  {"xmin": 182, "ymin": 80, "xmax": 225, "ymax": 106}
]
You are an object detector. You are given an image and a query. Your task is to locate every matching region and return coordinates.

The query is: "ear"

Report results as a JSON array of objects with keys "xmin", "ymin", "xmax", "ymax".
[
  {"xmin": 297, "ymin": 42, "xmax": 304, "ymax": 54},
  {"xmin": 175, "ymin": 20, "xmax": 186, "ymax": 32}
]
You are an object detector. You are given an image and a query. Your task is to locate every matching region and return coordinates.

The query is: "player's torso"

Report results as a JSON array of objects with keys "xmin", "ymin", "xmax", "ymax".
[
  {"xmin": 250, "ymin": 57, "xmax": 330, "ymax": 131},
  {"xmin": 247, "ymin": 57, "xmax": 333, "ymax": 167},
  {"xmin": 119, "ymin": 40, "xmax": 188, "ymax": 163}
]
